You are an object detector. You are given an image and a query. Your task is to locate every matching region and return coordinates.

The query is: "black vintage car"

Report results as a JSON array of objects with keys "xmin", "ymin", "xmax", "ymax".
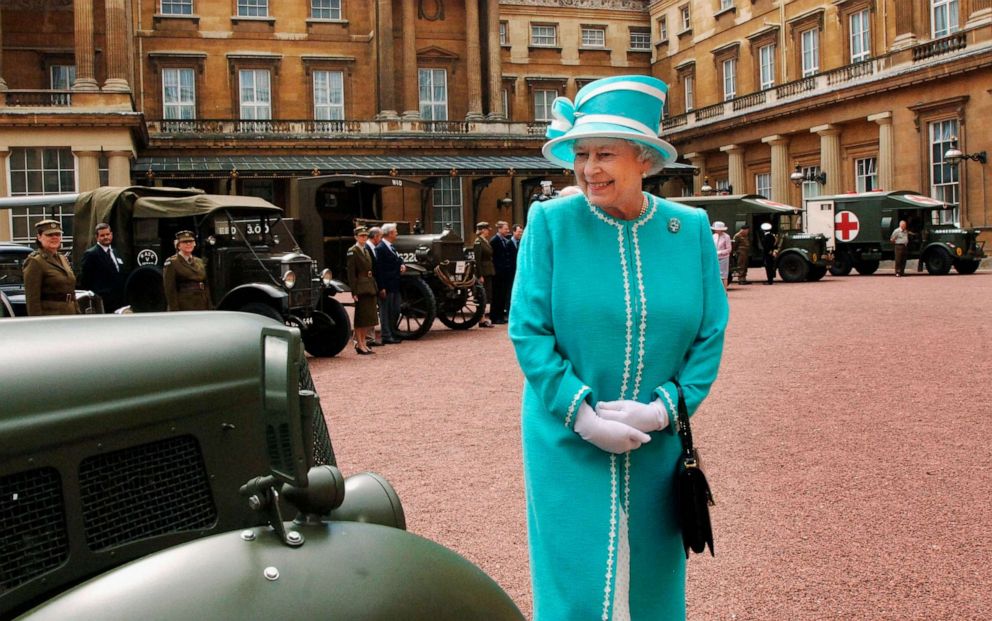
[{"xmin": 0, "ymin": 241, "xmax": 104, "ymax": 315}]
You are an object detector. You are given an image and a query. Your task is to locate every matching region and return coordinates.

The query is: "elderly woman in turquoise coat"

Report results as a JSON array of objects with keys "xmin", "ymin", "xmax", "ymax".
[{"xmin": 509, "ymin": 75, "xmax": 729, "ymax": 620}]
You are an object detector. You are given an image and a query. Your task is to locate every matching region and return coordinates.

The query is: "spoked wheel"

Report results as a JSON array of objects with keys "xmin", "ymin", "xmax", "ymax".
[
  {"xmin": 437, "ymin": 282, "xmax": 486, "ymax": 330},
  {"xmin": 395, "ymin": 277, "xmax": 436, "ymax": 340}
]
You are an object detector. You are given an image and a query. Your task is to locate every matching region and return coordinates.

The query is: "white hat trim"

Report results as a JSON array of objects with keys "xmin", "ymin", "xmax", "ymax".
[
  {"xmin": 575, "ymin": 81, "xmax": 667, "ymax": 108},
  {"xmin": 574, "ymin": 113, "xmax": 657, "ymax": 137}
]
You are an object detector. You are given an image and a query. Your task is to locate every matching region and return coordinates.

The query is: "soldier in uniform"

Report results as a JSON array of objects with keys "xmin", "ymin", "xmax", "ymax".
[
  {"xmin": 760, "ymin": 222, "xmax": 778, "ymax": 285},
  {"xmin": 163, "ymin": 230, "xmax": 211, "ymax": 311},
  {"xmin": 22, "ymin": 219, "xmax": 78, "ymax": 316},
  {"xmin": 473, "ymin": 221, "xmax": 495, "ymax": 328},
  {"xmin": 732, "ymin": 223, "xmax": 751, "ymax": 285},
  {"xmin": 346, "ymin": 226, "xmax": 378, "ymax": 355}
]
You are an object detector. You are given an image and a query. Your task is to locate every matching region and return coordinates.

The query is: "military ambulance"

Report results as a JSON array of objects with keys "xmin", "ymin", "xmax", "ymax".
[
  {"xmin": 804, "ymin": 191, "xmax": 985, "ymax": 276},
  {"xmin": 671, "ymin": 194, "xmax": 830, "ymax": 282}
]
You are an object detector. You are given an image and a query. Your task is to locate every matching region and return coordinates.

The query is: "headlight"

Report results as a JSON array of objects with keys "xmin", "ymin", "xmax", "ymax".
[
  {"xmin": 207, "ymin": 235, "xmax": 217, "ymax": 245},
  {"xmin": 283, "ymin": 270, "xmax": 297, "ymax": 289},
  {"xmin": 321, "ymin": 268, "xmax": 333, "ymax": 286}
]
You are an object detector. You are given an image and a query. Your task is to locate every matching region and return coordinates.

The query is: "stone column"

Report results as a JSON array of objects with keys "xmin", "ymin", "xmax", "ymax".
[
  {"xmin": 761, "ymin": 135, "xmax": 791, "ymax": 204},
  {"xmin": 75, "ymin": 151, "xmax": 101, "ymax": 191},
  {"xmin": 107, "ymin": 151, "xmax": 132, "ymax": 186},
  {"xmin": 465, "ymin": 0, "xmax": 484, "ymax": 120},
  {"xmin": 892, "ymin": 1, "xmax": 918, "ymax": 50},
  {"xmin": 684, "ymin": 152, "xmax": 707, "ymax": 195},
  {"xmin": 376, "ymin": 0, "xmax": 398, "ymax": 119},
  {"xmin": 868, "ymin": 112, "xmax": 894, "ymax": 191},
  {"xmin": 73, "ymin": 0, "xmax": 99, "ymax": 91},
  {"xmin": 401, "ymin": 0, "xmax": 419, "ymax": 119},
  {"xmin": 103, "ymin": 0, "xmax": 130, "ymax": 92},
  {"xmin": 966, "ymin": 0, "xmax": 992, "ymax": 27},
  {"xmin": 812, "ymin": 124, "xmax": 842, "ymax": 195},
  {"xmin": 720, "ymin": 144, "xmax": 746, "ymax": 194},
  {"xmin": 485, "ymin": 0, "xmax": 503, "ymax": 119}
]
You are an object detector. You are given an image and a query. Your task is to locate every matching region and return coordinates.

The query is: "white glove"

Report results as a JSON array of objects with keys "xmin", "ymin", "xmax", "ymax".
[
  {"xmin": 573, "ymin": 402, "xmax": 651, "ymax": 454},
  {"xmin": 595, "ymin": 399, "xmax": 669, "ymax": 433}
]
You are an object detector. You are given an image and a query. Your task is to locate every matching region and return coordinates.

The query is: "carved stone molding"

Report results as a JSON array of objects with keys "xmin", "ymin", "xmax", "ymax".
[
  {"xmin": 3, "ymin": 0, "xmax": 73, "ymax": 9},
  {"xmin": 500, "ymin": 0, "xmax": 648, "ymax": 10}
]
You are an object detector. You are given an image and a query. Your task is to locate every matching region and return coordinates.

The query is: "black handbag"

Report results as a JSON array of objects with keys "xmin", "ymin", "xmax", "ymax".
[{"xmin": 673, "ymin": 380, "xmax": 715, "ymax": 557}]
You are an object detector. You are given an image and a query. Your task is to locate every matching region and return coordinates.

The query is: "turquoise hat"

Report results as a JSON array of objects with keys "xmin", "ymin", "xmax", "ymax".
[{"xmin": 542, "ymin": 74, "xmax": 677, "ymax": 174}]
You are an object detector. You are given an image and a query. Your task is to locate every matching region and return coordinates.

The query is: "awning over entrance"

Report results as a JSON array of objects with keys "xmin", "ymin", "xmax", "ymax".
[{"xmin": 134, "ymin": 154, "xmax": 697, "ymax": 178}]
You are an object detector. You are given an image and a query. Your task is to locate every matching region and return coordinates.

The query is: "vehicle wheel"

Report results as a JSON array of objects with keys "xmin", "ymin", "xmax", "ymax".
[
  {"xmin": 238, "ymin": 301, "xmax": 283, "ymax": 322},
  {"xmin": 777, "ymin": 254, "xmax": 809, "ymax": 283},
  {"xmin": 954, "ymin": 259, "xmax": 980, "ymax": 275},
  {"xmin": 395, "ymin": 277, "xmax": 436, "ymax": 340},
  {"xmin": 303, "ymin": 295, "xmax": 352, "ymax": 357},
  {"xmin": 437, "ymin": 282, "xmax": 486, "ymax": 330},
  {"xmin": 925, "ymin": 248, "xmax": 953, "ymax": 275},
  {"xmin": 854, "ymin": 259, "xmax": 879, "ymax": 275},
  {"xmin": 807, "ymin": 265, "xmax": 827, "ymax": 282},
  {"xmin": 829, "ymin": 252, "xmax": 853, "ymax": 276},
  {"xmin": 125, "ymin": 266, "xmax": 167, "ymax": 312}
]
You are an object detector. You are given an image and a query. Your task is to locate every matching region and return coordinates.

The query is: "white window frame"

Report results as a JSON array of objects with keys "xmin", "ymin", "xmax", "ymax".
[
  {"xmin": 162, "ymin": 67, "xmax": 196, "ymax": 120},
  {"xmin": 680, "ymin": 5, "xmax": 691, "ymax": 32},
  {"xmin": 931, "ymin": 0, "xmax": 960, "ymax": 38},
  {"xmin": 237, "ymin": 0, "xmax": 267, "ymax": 17},
  {"xmin": 801, "ymin": 28, "xmax": 820, "ymax": 77},
  {"xmin": 755, "ymin": 172, "xmax": 771, "ymax": 198},
  {"xmin": 850, "ymin": 9, "xmax": 871, "ymax": 63},
  {"xmin": 758, "ymin": 44, "xmax": 775, "ymax": 90},
  {"xmin": 239, "ymin": 69, "xmax": 271, "ymax": 120},
  {"xmin": 929, "ymin": 119, "xmax": 960, "ymax": 223},
  {"xmin": 581, "ymin": 27, "xmax": 606, "ymax": 48},
  {"xmin": 801, "ymin": 166, "xmax": 823, "ymax": 201},
  {"xmin": 716, "ymin": 179, "xmax": 731, "ymax": 194},
  {"xmin": 310, "ymin": 0, "xmax": 341, "ymax": 20},
  {"xmin": 659, "ymin": 16, "xmax": 668, "ymax": 41},
  {"xmin": 530, "ymin": 24, "xmax": 557, "ymax": 47},
  {"xmin": 50, "ymin": 65, "xmax": 75, "ymax": 90},
  {"xmin": 720, "ymin": 0, "xmax": 734, "ymax": 11},
  {"xmin": 629, "ymin": 29, "xmax": 651, "ymax": 50},
  {"xmin": 533, "ymin": 89, "xmax": 557, "ymax": 122},
  {"xmin": 683, "ymin": 75, "xmax": 694, "ymax": 112},
  {"xmin": 7, "ymin": 148, "xmax": 77, "ymax": 242},
  {"xmin": 722, "ymin": 58, "xmax": 737, "ymax": 101},
  {"xmin": 418, "ymin": 68, "xmax": 448, "ymax": 121},
  {"xmin": 313, "ymin": 70, "xmax": 345, "ymax": 121},
  {"xmin": 432, "ymin": 177, "xmax": 463, "ymax": 238},
  {"xmin": 855, "ymin": 157, "xmax": 877, "ymax": 193},
  {"xmin": 160, "ymin": 0, "xmax": 193, "ymax": 15},
  {"xmin": 499, "ymin": 22, "xmax": 508, "ymax": 46}
]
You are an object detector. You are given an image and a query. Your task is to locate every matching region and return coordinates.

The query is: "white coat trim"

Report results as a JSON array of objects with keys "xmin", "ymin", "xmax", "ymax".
[{"xmin": 564, "ymin": 385, "xmax": 590, "ymax": 428}]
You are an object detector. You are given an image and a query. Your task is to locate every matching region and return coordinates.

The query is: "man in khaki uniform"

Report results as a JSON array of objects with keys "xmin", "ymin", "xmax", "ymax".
[
  {"xmin": 23, "ymin": 219, "xmax": 78, "ymax": 316},
  {"xmin": 732, "ymin": 223, "xmax": 752, "ymax": 285},
  {"xmin": 163, "ymin": 230, "xmax": 211, "ymax": 311},
  {"xmin": 473, "ymin": 221, "xmax": 495, "ymax": 328}
]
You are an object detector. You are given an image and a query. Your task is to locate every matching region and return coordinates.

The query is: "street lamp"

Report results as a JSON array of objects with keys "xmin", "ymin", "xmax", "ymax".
[
  {"xmin": 945, "ymin": 137, "xmax": 989, "ymax": 226},
  {"xmin": 496, "ymin": 193, "xmax": 513, "ymax": 211},
  {"xmin": 790, "ymin": 164, "xmax": 826, "ymax": 186}
]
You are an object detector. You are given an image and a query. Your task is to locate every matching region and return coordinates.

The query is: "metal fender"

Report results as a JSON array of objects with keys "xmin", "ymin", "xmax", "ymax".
[
  {"xmin": 218, "ymin": 283, "xmax": 288, "ymax": 310},
  {"xmin": 16, "ymin": 521, "xmax": 525, "ymax": 621},
  {"xmin": 401, "ymin": 263, "xmax": 429, "ymax": 277}
]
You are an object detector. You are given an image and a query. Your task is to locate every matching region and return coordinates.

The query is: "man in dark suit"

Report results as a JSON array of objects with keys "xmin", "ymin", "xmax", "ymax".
[
  {"xmin": 489, "ymin": 221, "xmax": 513, "ymax": 324},
  {"xmin": 79, "ymin": 222, "xmax": 126, "ymax": 311},
  {"xmin": 505, "ymin": 223, "xmax": 523, "ymax": 317},
  {"xmin": 374, "ymin": 223, "xmax": 406, "ymax": 344},
  {"xmin": 365, "ymin": 226, "xmax": 383, "ymax": 346}
]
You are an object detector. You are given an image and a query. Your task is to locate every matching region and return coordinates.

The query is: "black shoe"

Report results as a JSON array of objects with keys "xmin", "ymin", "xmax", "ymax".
[
  {"xmin": 382, "ymin": 338, "xmax": 402, "ymax": 344},
  {"xmin": 492, "ymin": 319, "xmax": 508, "ymax": 325},
  {"xmin": 368, "ymin": 340, "xmax": 383, "ymax": 347},
  {"xmin": 355, "ymin": 346, "xmax": 373, "ymax": 356}
]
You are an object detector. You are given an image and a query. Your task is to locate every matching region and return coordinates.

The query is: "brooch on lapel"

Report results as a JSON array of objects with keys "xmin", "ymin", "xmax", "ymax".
[{"xmin": 668, "ymin": 217, "xmax": 681, "ymax": 234}]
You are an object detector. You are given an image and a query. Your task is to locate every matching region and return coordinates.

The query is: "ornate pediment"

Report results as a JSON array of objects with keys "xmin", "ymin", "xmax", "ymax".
[{"xmin": 416, "ymin": 46, "xmax": 460, "ymax": 61}]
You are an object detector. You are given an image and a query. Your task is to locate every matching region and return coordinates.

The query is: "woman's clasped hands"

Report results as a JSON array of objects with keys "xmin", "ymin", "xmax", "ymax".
[{"xmin": 573, "ymin": 399, "xmax": 670, "ymax": 454}]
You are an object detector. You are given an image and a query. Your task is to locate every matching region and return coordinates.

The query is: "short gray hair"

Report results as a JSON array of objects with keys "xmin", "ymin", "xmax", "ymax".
[
  {"xmin": 367, "ymin": 226, "xmax": 382, "ymax": 238},
  {"xmin": 631, "ymin": 141, "xmax": 667, "ymax": 176},
  {"xmin": 381, "ymin": 223, "xmax": 398, "ymax": 236}
]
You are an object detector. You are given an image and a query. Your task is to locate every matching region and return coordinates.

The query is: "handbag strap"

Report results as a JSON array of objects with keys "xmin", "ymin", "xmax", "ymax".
[{"xmin": 672, "ymin": 380, "xmax": 695, "ymax": 457}]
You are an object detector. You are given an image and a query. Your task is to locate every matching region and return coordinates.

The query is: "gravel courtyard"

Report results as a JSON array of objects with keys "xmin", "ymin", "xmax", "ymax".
[{"xmin": 309, "ymin": 270, "xmax": 992, "ymax": 620}]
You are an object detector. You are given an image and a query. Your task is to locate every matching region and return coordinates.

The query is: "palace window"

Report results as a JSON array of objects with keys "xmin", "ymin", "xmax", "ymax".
[
  {"xmin": 499, "ymin": 21, "xmax": 508, "ymax": 46},
  {"xmin": 722, "ymin": 58, "xmax": 737, "ymax": 101},
  {"xmin": 758, "ymin": 44, "xmax": 775, "ymax": 90},
  {"xmin": 581, "ymin": 27, "xmax": 606, "ymax": 47},
  {"xmin": 720, "ymin": 0, "xmax": 734, "ymax": 11},
  {"xmin": 679, "ymin": 5, "xmax": 691, "ymax": 32},
  {"xmin": 629, "ymin": 28, "xmax": 651, "ymax": 50},
  {"xmin": 50, "ymin": 65, "xmax": 75, "ymax": 90},
  {"xmin": 419, "ymin": 68, "xmax": 448, "ymax": 121},
  {"xmin": 855, "ymin": 157, "xmax": 877, "ymax": 193},
  {"xmin": 929, "ymin": 119, "xmax": 959, "ymax": 223},
  {"xmin": 8, "ymin": 148, "xmax": 76, "ymax": 242},
  {"xmin": 239, "ymin": 69, "xmax": 271, "ymax": 120},
  {"xmin": 801, "ymin": 28, "xmax": 819, "ymax": 77},
  {"xmin": 931, "ymin": 0, "xmax": 960, "ymax": 38},
  {"xmin": 313, "ymin": 70, "xmax": 344, "ymax": 120},
  {"xmin": 658, "ymin": 16, "xmax": 668, "ymax": 41},
  {"xmin": 755, "ymin": 173, "xmax": 771, "ymax": 198},
  {"xmin": 849, "ymin": 9, "xmax": 871, "ymax": 63},
  {"xmin": 533, "ymin": 89, "xmax": 557, "ymax": 122},
  {"xmin": 531, "ymin": 24, "xmax": 557, "ymax": 47},
  {"xmin": 237, "ymin": 0, "xmax": 267, "ymax": 17},
  {"xmin": 683, "ymin": 74, "xmax": 694, "ymax": 112},
  {"xmin": 162, "ymin": 68, "xmax": 196, "ymax": 120},
  {"xmin": 432, "ymin": 177, "xmax": 463, "ymax": 237},
  {"xmin": 161, "ymin": 0, "xmax": 192, "ymax": 15},
  {"xmin": 311, "ymin": 0, "xmax": 341, "ymax": 20},
  {"xmin": 801, "ymin": 166, "xmax": 822, "ymax": 201}
]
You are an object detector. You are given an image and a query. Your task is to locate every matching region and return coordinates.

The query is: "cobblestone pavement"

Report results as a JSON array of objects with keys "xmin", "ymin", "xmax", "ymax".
[{"xmin": 309, "ymin": 271, "xmax": 992, "ymax": 620}]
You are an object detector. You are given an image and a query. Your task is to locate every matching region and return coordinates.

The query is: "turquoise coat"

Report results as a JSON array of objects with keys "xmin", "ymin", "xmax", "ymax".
[{"xmin": 509, "ymin": 193, "xmax": 728, "ymax": 620}]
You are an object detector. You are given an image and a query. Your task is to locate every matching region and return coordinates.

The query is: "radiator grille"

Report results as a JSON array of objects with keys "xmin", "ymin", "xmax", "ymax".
[
  {"xmin": 78, "ymin": 436, "xmax": 217, "ymax": 551},
  {"xmin": 0, "ymin": 467, "xmax": 68, "ymax": 594}
]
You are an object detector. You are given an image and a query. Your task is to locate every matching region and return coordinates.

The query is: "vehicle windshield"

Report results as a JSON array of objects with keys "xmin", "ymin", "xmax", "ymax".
[
  {"xmin": 0, "ymin": 253, "xmax": 26, "ymax": 287},
  {"xmin": 214, "ymin": 211, "xmax": 302, "ymax": 251}
]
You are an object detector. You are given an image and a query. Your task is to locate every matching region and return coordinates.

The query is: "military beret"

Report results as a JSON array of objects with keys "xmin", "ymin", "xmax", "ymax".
[
  {"xmin": 475, "ymin": 221, "xmax": 491, "ymax": 230},
  {"xmin": 354, "ymin": 226, "xmax": 369, "ymax": 236},
  {"xmin": 35, "ymin": 219, "xmax": 63, "ymax": 235},
  {"xmin": 175, "ymin": 230, "xmax": 196, "ymax": 242}
]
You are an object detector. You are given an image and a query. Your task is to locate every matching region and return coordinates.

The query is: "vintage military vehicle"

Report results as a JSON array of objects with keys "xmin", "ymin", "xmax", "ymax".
[
  {"xmin": 805, "ymin": 191, "xmax": 986, "ymax": 275},
  {"xmin": 0, "ymin": 241, "xmax": 104, "ymax": 315},
  {"xmin": 0, "ymin": 313, "xmax": 524, "ymax": 620},
  {"xmin": 671, "ymin": 194, "xmax": 830, "ymax": 282}
]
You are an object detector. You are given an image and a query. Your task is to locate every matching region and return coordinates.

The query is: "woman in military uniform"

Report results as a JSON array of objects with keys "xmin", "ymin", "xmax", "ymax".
[
  {"xmin": 346, "ymin": 226, "xmax": 378, "ymax": 355},
  {"xmin": 473, "ymin": 221, "xmax": 495, "ymax": 328},
  {"xmin": 163, "ymin": 230, "xmax": 211, "ymax": 311},
  {"xmin": 22, "ymin": 219, "xmax": 78, "ymax": 316}
]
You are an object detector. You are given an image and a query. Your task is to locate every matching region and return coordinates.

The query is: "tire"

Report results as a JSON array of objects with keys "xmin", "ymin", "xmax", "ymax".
[
  {"xmin": 395, "ymin": 277, "xmax": 436, "ymax": 340},
  {"xmin": 807, "ymin": 265, "xmax": 827, "ymax": 282},
  {"xmin": 303, "ymin": 295, "xmax": 352, "ymax": 357},
  {"xmin": 829, "ymin": 252, "xmax": 853, "ymax": 276},
  {"xmin": 238, "ymin": 301, "xmax": 283, "ymax": 322},
  {"xmin": 925, "ymin": 248, "xmax": 953, "ymax": 275},
  {"xmin": 777, "ymin": 253, "xmax": 809, "ymax": 283},
  {"xmin": 854, "ymin": 259, "xmax": 879, "ymax": 275},
  {"xmin": 436, "ymin": 282, "xmax": 486, "ymax": 330},
  {"xmin": 954, "ymin": 259, "xmax": 980, "ymax": 275}
]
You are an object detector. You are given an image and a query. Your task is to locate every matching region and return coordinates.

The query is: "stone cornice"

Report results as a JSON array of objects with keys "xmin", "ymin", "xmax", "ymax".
[{"xmin": 500, "ymin": 0, "xmax": 648, "ymax": 11}]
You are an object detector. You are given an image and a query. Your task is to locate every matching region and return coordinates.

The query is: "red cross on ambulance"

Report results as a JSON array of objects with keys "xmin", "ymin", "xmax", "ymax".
[{"xmin": 834, "ymin": 210, "xmax": 860, "ymax": 241}]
